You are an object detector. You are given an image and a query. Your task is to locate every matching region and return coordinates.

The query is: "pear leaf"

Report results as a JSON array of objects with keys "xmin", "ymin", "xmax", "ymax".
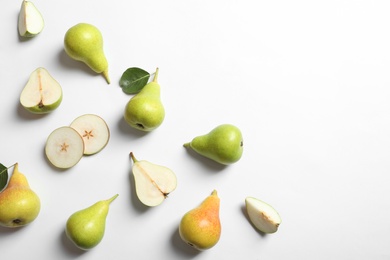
[
  {"xmin": 0, "ymin": 163, "xmax": 9, "ymax": 192},
  {"xmin": 120, "ymin": 67, "xmax": 150, "ymax": 94}
]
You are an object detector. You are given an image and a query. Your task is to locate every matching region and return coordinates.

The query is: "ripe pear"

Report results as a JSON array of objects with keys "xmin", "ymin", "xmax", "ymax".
[
  {"xmin": 18, "ymin": 0, "xmax": 44, "ymax": 37},
  {"xmin": 130, "ymin": 152, "xmax": 177, "ymax": 207},
  {"xmin": 65, "ymin": 194, "xmax": 118, "ymax": 250},
  {"xmin": 179, "ymin": 190, "xmax": 221, "ymax": 250},
  {"xmin": 184, "ymin": 124, "xmax": 243, "ymax": 165},
  {"xmin": 124, "ymin": 68, "xmax": 165, "ymax": 131},
  {"xmin": 0, "ymin": 163, "xmax": 40, "ymax": 227},
  {"xmin": 20, "ymin": 67, "xmax": 63, "ymax": 114},
  {"xmin": 64, "ymin": 23, "xmax": 110, "ymax": 84}
]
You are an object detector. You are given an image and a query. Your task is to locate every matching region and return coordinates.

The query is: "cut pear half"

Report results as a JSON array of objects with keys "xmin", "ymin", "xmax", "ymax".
[
  {"xmin": 130, "ymin": 152, "xmax": 177, "ymax": 207},
  {"xmin": 18, "ymin": 0, "xmax": 44, "ymax": 37},
  {"xmin": 245, "ymin": 197, "xmax": 281, "ymax": 234},
  {"xmin": 20, "ymin": 67, "xmax": 63, "ymax": 114},
  {"xmin": 45, "ymin": 126, "xmax": 84, "ymax": 169},
  {"xmin": 69, "ymin": 114, "xmax": 110, "ymax": 155}
]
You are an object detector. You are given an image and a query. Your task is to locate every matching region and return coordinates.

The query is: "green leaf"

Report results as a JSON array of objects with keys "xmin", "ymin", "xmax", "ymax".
[
  {"xmin": 0, "ymin": 164, "xmax": 9, "ymax": 192},
  {"xmin": 119, "ymin": 67, "xmax": 150, "ymax": 94}
]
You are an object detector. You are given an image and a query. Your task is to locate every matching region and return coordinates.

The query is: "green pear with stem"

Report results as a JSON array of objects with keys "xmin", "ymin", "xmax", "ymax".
[
  {"xmin": 179, "ymin": 190, "xmax": 221, "ymax": 250},
  {"xmin": 184, "ymin": 124, "xmax": 243, "ymax": 165},
  {"xmin": 124, "ymin": 68, "xmax": 165, "ymax": 131},
  {"xmin": 64, "ymin": 23, "xmax": 110, "ymax": 84},
  {"xmin": 0, "ymin": 163, "xmax": 41, "ymax": 227},
  {"xmin": 65, "ymin": 194, "xmax": 118, "ymax": 250}
]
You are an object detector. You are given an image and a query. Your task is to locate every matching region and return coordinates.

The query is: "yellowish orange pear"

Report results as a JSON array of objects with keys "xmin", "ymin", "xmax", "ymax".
[
  {"xmin": 179, "ymin": 190, "xmax": 221, "ymax": 250},
  {"xmin": 0, "ymin": 163, "xmax": 41, "ymax": 227}
]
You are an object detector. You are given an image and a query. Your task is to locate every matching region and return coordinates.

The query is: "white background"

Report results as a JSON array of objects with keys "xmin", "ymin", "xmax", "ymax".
[{"xmin": 1, "ymin": 0, "xmax": 390, "ymax": 259}]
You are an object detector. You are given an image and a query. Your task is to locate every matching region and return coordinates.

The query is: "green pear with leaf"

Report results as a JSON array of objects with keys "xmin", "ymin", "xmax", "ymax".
[
  {"xmin": 184, "ymin": 124, "xmax": 243, "ymax": 165},
  {"xmin": 65, "ymin": 194, "xmax": 118, "ymax": 250},
  {"xmin": 124, "ymin": 68, "xmax": 165, "ymax": 131},
  {"xmin": 64, "ymin": 23, "xmax": 110, "ymax": 84},
  {"xmin": 0, "ymin": 163, "xmax": 41, "ymax": 227}
]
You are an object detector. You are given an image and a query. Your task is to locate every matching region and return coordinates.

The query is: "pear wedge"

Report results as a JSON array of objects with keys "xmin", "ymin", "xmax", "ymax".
[
  {"xmin": 45, "ymin": 126, "xmax": 84, "ymax": 169},
  {"xmin": 70, "ymin": 114, "xmax": 110, "ymax": 155},
  {"xmin": 245, "ymin": 197, "xmax": 281, "ymax": 234},
  {"xmin": 20, "ymin": 67, "xmax": 63, "ymax": 114},
  {"xmin": 130, "ymin": 152, "xmax": 177, "ymax": 207},
  {"xmin": 18, "ymin": 0, "xmax": 44, "ymax": 37}
]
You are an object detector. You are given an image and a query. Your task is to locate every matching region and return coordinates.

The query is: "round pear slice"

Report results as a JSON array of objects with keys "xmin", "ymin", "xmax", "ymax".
[
  {"xmin": 69, "ymin": 114, "xmax": 110, "ymax": 155},
  {"xmin": 45, "ymin": 126, "xmax": 84, "ymax": 169},
  {"xmin": 245, "ymin": 197, "xmax": 282, "ymax": 234}
]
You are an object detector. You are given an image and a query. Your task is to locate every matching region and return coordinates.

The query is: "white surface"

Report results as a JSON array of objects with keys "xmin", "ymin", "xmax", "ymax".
[{"xmin": 1, "ymin": 0, "xmax": 390, "ymax": 259}]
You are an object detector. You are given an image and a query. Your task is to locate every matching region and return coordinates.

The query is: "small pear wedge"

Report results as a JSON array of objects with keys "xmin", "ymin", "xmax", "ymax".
[
  {"xmin": 130, "ymin": 152, "xmax": 176, "ymax": 207},
  {"xmin": 184, "ymin": 124, "xmax": 243, "ymax": 165},
  {"xmin": 65, "ymin": 194, "xmax": 118, "ymax": 250},
  {"xmin": 0, "ymin": 163, "xmax": 41, "ymax": 227},
  {"xmin": 18, "ymin": 0, "xmax": 44, "ymax": 37},
  {"xmin": 245, "ymin": 197, "xmax": 281, "ymax": 234},
  {"xmin": 179, "ymin": 190, "xmax": 221, "ymax": 250},
  {"xmin": 64, "ymin": 23, "xmax": 110, "ymax": 84},
  {"xmin": 124, "ymin": 68, "xmax": 165, "ymax": 131},
  {"xmin": 20, "ymin": 67, "xmax": 63, "ymax": 114}
]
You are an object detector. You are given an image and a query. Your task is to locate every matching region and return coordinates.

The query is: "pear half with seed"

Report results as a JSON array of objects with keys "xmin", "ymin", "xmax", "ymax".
[
  {"xmin": 130, "ymin": 152, "xmax": 177, "ymax": 207},
  {"xmin": 45, "ymin": 126, "xmax": 84, "ymax": 169},
  {"xmin": 245, "ymin": 197, "xmax": 281, "ymax": 234},
  {"xmin": 70, "ymin": 114, "xmax": 110, "ymax": 155},
  {"xmin": 20, "ymin": 67, "xmax": 62, "ymax": 114},
  {"xmin": 18, "ymin": 0, "xmax": 44, "ymax": 37}
]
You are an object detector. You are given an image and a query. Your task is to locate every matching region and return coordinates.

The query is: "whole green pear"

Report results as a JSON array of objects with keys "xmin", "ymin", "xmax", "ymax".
[
  {"xmin": 124, "ymin": 68, "xmax": 165, "ymax": 131},
  {"xmin": 0, "ymin": 163, "xmax": 41, "ymax": 227},
  {"xmin": 184, "ymin": 124, "xmax": 243, "ymax": 165},
  {"xmin": 64, "ymin": 23, "xmax": 110, "ymax": 84},
  {"xmin": 65, "ymin": 194, "xmax": 118, "ymax": 250}
]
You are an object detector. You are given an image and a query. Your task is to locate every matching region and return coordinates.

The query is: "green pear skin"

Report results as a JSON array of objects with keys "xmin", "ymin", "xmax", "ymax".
[
  {"xmin": 184, "ymin": 124, "xmax": 243, "ymax": 165},
  {"xmin": 124, "ymin": 68, "xmax": 165, "ymax": 131},
  {"xmin": 65, "ymin": 194, "xmax": 118, "ymax": 250},
  {"xmin": 64, "ymin": 23, "xmax": 110, "ymax": 84},
  {"xmin": 0, "ymin": 163, "xmax": 41, "ymax": 227}
]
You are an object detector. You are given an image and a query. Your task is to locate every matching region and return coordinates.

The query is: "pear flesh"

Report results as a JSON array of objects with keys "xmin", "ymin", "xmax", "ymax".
[
  {"xmin": 64, "ymin": 23, "xmax": 110, "ymax": 84},
  {"xmin": 70, "ymin": 114, "xmax": 110, "ymax": 155},
  {"xmin": 179, "ymin": 190, "xmax": 221, "ymax": 250},
  {"xmin": 18, "ymin": 0, "xmax": 44, "ymax": 37},
  {"xmin": 124, "ymin": 68, "xmax": 165, "ymax": 131},
  {"xmin": 0, "ymin": 163, "xmax": 41, "ymax": 227},
  {"xmin": 130, "ymin": 152, "xmax": 177, "ymax": 207},
  {"xmin": 66, "ymin": 194, "xmax": 118, "ymax": 250},
  {"xmin": 20, "ymin": 67, "xmax": 63, "ymax": 114},
  {"xmin": 45, "ymin": 126, "xmax": 85, "ymax": 169},
  {"xmin": 184, "ymin": 124, "xmax": 243, "ymax": 165},
  {"xmin": 245, "ymin": 197, "xmax": 281, "ymax": 234}
]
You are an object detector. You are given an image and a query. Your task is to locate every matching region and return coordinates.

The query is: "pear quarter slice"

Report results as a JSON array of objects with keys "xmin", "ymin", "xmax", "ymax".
[
  {"xmin": 18, "ymin": 0, "xmax": 44, "ymax": 37},
  {"xmin": 20, "ymin": 67, "xmax": 63, "ymax": 114},
  {"xmin": 245, "ymin": 197, "xmax": 281, "ymax": 234},
  {"xmin": 69, "ymin": 114, "xmax": 110, "ymax": 155},
  {"xmin": 45, "ymin": 126, "xmax": 84, "ymax": 169}
]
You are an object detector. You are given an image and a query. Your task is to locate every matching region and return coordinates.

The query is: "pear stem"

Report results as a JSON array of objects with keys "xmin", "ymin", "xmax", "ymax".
[
  {"xmin": 106, "ymin": 194, "xmax": 119, "ymax": 204},
  {"xmin": 183, "ymin": 142, "xmax": 190, "ymax": 148},
  {"xmin": 7, "ymin": 162, "xmax": 18, "ymax": 170},
  {"xmin": 102, "ymin": 69, "xmax": 110, "ymax": 84},
  {"xmin": 129, "ymin": 152, "xmax": 138, "ymax": 163},
  {"xmin": 153, "ymin": 67, "xmax": 159, "ymax": 83}
]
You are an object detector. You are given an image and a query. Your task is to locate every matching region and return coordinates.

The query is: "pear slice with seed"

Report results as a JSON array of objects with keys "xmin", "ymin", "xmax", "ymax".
[
  {"xmin": 45, "ymin": 126, "xmax": 84, "ymax": 169},
  {"xmin": 245, "ymin": 197, "xmax": 281, "ymax": 234},
  {"xmin": 69, "ymin": 114, "xmax": 110, "ymax": 155},
  {"xmin": 130, "ymin": 152, "xmax": 177, "ymax": 207}
]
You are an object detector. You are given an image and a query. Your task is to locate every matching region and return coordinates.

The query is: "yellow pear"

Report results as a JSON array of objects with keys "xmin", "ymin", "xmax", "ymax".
[
  {"xmin": 0, "ymin": 163, "xmax": 41, "ymax": 227},
  {"xmin": 179, "ymin": 190, "xmax": 221, "ymax": 250}
]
